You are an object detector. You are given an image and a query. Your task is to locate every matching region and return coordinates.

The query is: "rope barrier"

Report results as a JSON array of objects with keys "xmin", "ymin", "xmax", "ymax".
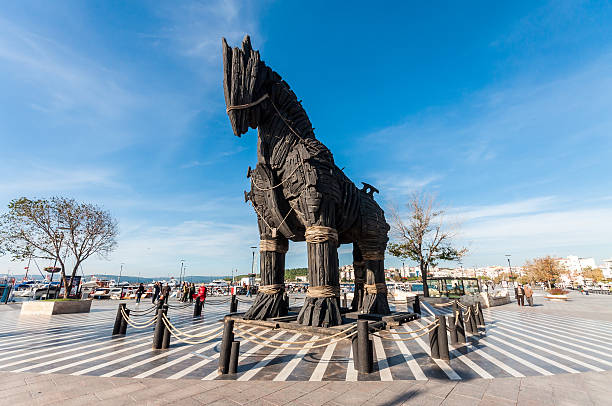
[
  {"xmin": 433, "ymin": 302, "xmax": 454, "ymax": 307},
  {"xmin": 161, "ymin": 317, "xmax": 224, "ymax": 345},
  {"xmin": 232, "ymin": 328, "xmax": 357, "ymax": 350},
  {"xmin": 161, "ymin": 314, "xmax": 224, "ymax": 338},
  {"xmin": 377, "ymin": 318, "xmax": 438, "ymax": 335},
  {"xmin": 233, "ymin": 325, "xmax": 355, "ymax": 345},
  {"xmin": 374, "ymin": 322, "xmax": 439, "ymax": 341},
  {"xmin": 128, "ymin": 305, "xmax": 157, "ymax": 315},
  {"xmin": 120, "ymin": 307, "xmax": 157, "ymax": 329}
]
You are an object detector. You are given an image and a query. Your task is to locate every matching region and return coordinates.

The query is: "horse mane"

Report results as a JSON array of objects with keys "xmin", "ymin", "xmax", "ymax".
[{"xmin": 223, "ymin": 35, "xmax": 316, "ymax": 141}]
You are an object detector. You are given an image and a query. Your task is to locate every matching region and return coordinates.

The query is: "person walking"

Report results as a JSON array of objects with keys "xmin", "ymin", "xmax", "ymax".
[
  {"xmin": 189, "ymin": 283, "xmax": 195, "ymax": 303},
  {"xmin": 152, "ymin": 282, "xmax": 160, "ymax": 304},
  {"xmin": 524, "ymin": 284, "xmax": 534, "ymax": 306},
  {"xmin": 162, "ymin": 284, "xmax": 171, "ymax": 304},
  {"xmin": 182, "ymin": 283, "xmax": 189, "ymax": 302},
  {"xmin": 136, "ymin": 283, "xmax": 145, "ymax": 304},
  {"xmin": 517, "ymin": 284, "xmax": 525, "ymax": 306}
]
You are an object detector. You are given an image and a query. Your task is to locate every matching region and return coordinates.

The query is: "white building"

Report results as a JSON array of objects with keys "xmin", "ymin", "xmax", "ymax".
[
  {"xmin": 602, "ymin": 259, "xmax": 612, "ymax": 279},
  {"xmin": 558, "ymin": 255, "xmax": 597, "ymax": 285}
]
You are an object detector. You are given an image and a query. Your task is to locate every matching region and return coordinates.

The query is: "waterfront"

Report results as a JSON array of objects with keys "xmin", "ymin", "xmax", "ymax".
[{"xmin": 1, "ymin": 292, "xmax": 612, "ymax": 404}]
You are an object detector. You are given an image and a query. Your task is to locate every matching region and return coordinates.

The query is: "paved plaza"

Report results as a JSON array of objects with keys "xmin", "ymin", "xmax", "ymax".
[{"xmin": 1, "ymin": 291, "xmax": 611, "ymax": 404}]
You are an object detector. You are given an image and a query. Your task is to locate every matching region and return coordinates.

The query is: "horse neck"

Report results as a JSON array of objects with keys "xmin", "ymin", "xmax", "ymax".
[{"xmin": 256, "ymin": 85, "xmax": 315, "ymax": 164}]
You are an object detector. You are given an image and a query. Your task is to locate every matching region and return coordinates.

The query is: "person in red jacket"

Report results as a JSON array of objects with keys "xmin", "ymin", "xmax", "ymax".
[{"xmin": 198, "ymin": 285, "xmax": 207, "ymax": 303}]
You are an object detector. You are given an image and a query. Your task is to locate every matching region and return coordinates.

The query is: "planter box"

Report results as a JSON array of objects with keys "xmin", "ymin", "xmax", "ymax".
[
  {"xmin": 545, "ymin": 294, "xmax": 569, "ymax": 301},
  {"xmin": 21, "ymin": 300, "xmax": 92, "ymax": 315}
]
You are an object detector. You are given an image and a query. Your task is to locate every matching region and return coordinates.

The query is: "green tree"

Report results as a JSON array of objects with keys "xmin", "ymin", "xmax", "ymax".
[
  {"xmin": 0, "ymin": 197, "xmax": 118, "ymax": 298},
  {"xmin": 388, "ymin": 193, "xmax": 467, "ymax": 297}
]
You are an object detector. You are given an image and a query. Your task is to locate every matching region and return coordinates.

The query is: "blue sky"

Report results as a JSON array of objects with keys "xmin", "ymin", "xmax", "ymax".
[{"xmin": 1, "ymin": 1, "xmax": 611, "ymax": 278}]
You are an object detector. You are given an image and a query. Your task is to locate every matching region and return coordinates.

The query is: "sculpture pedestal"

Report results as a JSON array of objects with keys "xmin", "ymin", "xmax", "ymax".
[
  {"xmin": 297, "ymin": 296, "xmax": 342, "ymax": 327},
  {"xmin": 243, "ymin": 292, "xmax": 288, "ymax": 320}
]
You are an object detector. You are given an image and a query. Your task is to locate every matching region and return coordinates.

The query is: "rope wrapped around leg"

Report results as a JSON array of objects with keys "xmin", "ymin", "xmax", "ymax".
[
  {"xmin": 305, "ymin": 226, "xmax": 338, "ymax": 244},
  {"xmin": 362, "ymin": 252, "xmax": 385, "ymax": 261},
  {"xmin": 364, "ymin": 283, "xmax": 388, "ymax": 295},
  {"xmin": 258, "ymin": 283, "xmax": 285, "ymax": 295},
  {"xmin": 306, "ymin": 285, "xmax": 340, "ymax": 298},
  {"xmin": 259, "ymin": 239, "xmax": 288, "ymax": 253}
]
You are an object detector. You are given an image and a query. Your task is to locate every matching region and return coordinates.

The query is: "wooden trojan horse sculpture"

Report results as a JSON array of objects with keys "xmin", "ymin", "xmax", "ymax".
[{"xmin": 222, "ymin": 36, "xmax": 390, "ymax": 327}]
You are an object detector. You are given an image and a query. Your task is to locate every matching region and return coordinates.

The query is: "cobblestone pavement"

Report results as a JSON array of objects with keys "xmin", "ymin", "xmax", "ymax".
[{"xmin": 1, "ymin": 292, "xmax": 612, "ymax": 383}]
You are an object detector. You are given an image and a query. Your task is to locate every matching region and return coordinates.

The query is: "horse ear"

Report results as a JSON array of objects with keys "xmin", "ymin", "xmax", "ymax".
[{"xmin": 242, "ymin": 35, "xmax": 252, "ymax": 53}]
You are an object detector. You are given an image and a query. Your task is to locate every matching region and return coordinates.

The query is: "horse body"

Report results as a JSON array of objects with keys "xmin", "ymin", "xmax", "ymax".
[{"xmin": 223, "ymin": 36, "xmax": 390, "ymax": 326}]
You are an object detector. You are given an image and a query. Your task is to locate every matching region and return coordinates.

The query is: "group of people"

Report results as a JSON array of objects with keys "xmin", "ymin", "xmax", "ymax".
[
  {"xmin": 179, "ymin": 282, "xmax": 196, "ymax": 303},
  {"xmin": 515, "ymin": 284, "xmax": 534, "ymax": 306}
]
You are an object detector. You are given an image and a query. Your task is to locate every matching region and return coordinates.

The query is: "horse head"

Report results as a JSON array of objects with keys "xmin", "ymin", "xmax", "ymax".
[{"xmin": 222, "ymin": 35, "xmax": 279, "ymax": 137}]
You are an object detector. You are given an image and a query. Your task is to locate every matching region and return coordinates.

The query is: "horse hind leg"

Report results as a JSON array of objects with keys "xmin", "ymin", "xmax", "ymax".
[
  {"xmin": 243, "ymin": 233, "xmax": 289, "ymax": 320},
  {"xmin": 351, "ymin": 244, "xmax": 366, "ymax": 312},
  {"xmin": 360, "ymin": 248, "xmax": 391, "ymax": 315}
]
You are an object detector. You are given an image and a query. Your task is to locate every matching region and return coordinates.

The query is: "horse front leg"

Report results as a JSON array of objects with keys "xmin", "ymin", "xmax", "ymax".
[
  {"xmin": 243, "ymin": 233, "xmax": 289, "ymax": 320},
  {"xmin": 297, "ymin": 225, "xmax": 342, "ymax": 327}
]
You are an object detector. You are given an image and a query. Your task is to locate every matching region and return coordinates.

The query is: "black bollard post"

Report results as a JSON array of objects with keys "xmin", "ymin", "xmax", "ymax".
[
  {"xmin": 112, "ymin": 303, "xmax": 126, "ymax": 336},
  {"xmin": 161, "ymin": 305, "xmax": 171, "ymax": 349},
  {"xmin": 357, "ymin": 320, "xmax": 372, "ymax": 373},
  {"xmin": 437, "ymin": 315, "xmax": 450, "ymax": 361},
  {"xmin": 218, "ymin": 319, "xmax": 235, "ymax": 374},
  {"xmin": 413, "ymin": 295, "xmax": 421, "ymax": 314},
  {"xmin": 119, "ymin": 308, "xmax": 130, "ymax": 336},
  {"xmin": 230, "ymin": 295, "xmax": 238, "ymax": 313},
  {"xmin": 448, "ymin": 315, "xmax": 458, "ymax": 345},
  {"xmin": 351, "ymin": 336, "xmax": 360, "ymax": 371},
  {"xmin": 429, "ymin": 320, "xmax": 440, "ymax": 359},
  {"xmin": 152, "ymin": 305, "xmax": 165, "ymax": 349},
  {"xmin": 456, "ymin": 308, "xmax": 467, "ymax": 344},
  {"xmin": 477, "ymin": 303, "xmax": 485, "ymax": 326},
  {"xmin": 228, "ymin": 341, "xmax": 240, "ymax": 374},
  {"xmin": 469, "ymin": 305, "xmax": 478, "ymax": 335}
]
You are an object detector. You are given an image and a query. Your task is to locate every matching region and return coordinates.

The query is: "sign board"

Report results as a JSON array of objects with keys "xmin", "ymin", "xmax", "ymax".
[{"xmin": 60, "ymin": 276, "xmax": 81, "ymax": 297}]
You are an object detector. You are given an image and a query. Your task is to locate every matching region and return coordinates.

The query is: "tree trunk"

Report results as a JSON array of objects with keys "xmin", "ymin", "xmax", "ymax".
[
  {"xmin": 421, "ymin": 261, "xmax": 430, "ymax": 297},
  {"xmin": 59, "ymin": 263, "xmax": 68, "ymax": 299}
]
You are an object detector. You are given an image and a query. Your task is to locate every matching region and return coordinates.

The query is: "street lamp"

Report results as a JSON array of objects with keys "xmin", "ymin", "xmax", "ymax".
[
  {"xmin": 179, "ymin": 259, "xmax": 185, "ymax": 284},
  {"xmin": 250, "ymin": 246, "xmax": 258, "ymax": 276},
  {"xmin": 119, "ymin": 263, "xmax": 124, "ymax": 285},
  {"xmin": 505, "ymin": 254, "xmax": 513, "ymax": 279}
]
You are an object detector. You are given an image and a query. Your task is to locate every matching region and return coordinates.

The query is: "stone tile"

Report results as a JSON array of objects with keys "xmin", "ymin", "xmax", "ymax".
[
  {"xmin": 0, "ymin": 389, "xmax": 33, "ymax": 404},
  {"xmin": 517, "ymin": 387, "xmax": 553, "ymax": 406},
  {"xmin": 483, "ymin": 378, "xmax": 520, "ymax": 402},
  {"xmin": 441, "ymin": 394, "xmax": 481, "ymax": 406},
  {"xmin": 294, "ymin": 388, "xmax": 341, "ymax": 406},
  {"xmin": 330, "ymin": 390, "xmax": 376, "ymax": 406},
  {"xmin": 206, "ymin": 399, "xmax": 241, "ymax": 406},
  {"xmin": 94, "ymin": 381, "xmax": 146, "ymax": 400},
  {"xmin": 260, "ymin": 385, "xmax": 311, "ymax": 405},
  {"xmin": 368, "ymin": 388, "xmax": 416, "ymax": 406},
  {"xmin": 478, "ymin": 395, "xmax": 516, "ymax": 406},
  {"xmin": 422, "ymin": 380, "xmax": 458, "ymax": 398},
  {"xmin": 191, "ymin": 389, "xmax": 232, "ymax": 405},
  {"xmin": 449, "ymin": 381, "xmax": 489, "ymax": 400},
  {"xmin": 400, "ymin": 393, "xmax": 444, "ymax": 406},
  {"xmin": 47, "ymin": 393, "xmax": 99, "ymax": 406}
]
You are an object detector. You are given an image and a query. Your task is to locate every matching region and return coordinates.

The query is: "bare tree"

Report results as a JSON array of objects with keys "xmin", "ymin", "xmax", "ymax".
[
  {"xmin": 388, "ymin": 193, "xmax": 467, "ymax": 297},
  {"xmin": 0, "ymin": 197, "xmax": 118, "ymax": 298}
]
